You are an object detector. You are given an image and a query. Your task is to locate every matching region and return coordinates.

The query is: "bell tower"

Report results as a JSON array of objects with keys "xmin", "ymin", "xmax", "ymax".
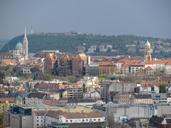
[{"xmin": 144, "ymin": 40, "xmax": 152, "ymax": 61}]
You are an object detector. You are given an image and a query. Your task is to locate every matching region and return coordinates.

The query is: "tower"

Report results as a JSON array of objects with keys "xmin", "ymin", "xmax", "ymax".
[
  {"xmin": 144, "ymin": 40, "xmax": 152, "ymax": 61},
  {"xmin": 22, "ymin": 28, "xmax": 29, "ymax": 60}
]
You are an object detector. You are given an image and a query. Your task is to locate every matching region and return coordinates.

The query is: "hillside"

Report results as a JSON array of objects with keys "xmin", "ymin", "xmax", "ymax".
[
  {"xmin": 0, "ymin": 39, "xmax": 9, "ymax": 50},
  {"xmin": 1, "ymin": 32, "xmax": 171, "ymax": 58}
]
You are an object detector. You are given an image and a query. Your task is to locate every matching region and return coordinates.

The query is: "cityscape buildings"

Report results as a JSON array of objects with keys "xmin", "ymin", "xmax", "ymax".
[{"xmin": 0, "ymin": 35, "xmax": 171, "ymax": 128}]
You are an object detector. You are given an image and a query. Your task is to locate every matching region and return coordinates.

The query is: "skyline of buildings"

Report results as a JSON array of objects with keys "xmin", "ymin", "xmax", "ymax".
[
  {"xmin": 1, "ymin": 1, "xmax": 170, "ymax": 127},
  {"xmin": 0, "ymin": 28, "xmax": 171, "ymax": 128}
]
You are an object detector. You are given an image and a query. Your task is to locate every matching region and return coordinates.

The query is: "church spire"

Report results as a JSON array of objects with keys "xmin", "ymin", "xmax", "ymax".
[
  {"xmin": 144, "ymin": 40, "xmax": 152, "ymax": 61},
  {"xmin": 24, "ymin": 27, "xmax": 27, "ymax": 39},
  {"xmin": 22, "ymin": 27, "xmax": 29, "ymax": 60}
]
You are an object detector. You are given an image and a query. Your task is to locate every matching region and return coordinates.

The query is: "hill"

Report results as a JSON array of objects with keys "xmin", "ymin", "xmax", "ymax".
[
  {"xmin": 1, "ymin": 32, "xmax": 171, "ymax": 58},
  {"xmin": 0, "ymin": 39, "xmax": 9, "ymax": 50}
]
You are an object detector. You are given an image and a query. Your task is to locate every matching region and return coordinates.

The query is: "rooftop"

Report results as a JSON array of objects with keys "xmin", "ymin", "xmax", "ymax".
[
  {"xmin": 27, "ymin": 92, "xmax": 47, "ymax": 99},
  {"xmin": 46, "ymin": 110, "xmax": 104, "ymax": 119},
  {"xmin": 133, "ymin": 94, "xmax": 152, "ymax": 99}
]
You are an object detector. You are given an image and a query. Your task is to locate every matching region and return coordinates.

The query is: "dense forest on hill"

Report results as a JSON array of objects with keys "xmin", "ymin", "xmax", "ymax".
[
  {"xmin": 0, "ymin": 39, "xmax": 9, "ymax": 50},
  {"xmin": 1, "ymin": 32, "xmax": 171, "ymax": 58}
]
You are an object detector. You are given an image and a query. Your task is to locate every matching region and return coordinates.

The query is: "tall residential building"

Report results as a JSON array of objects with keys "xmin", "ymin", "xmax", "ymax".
[
  {"xmin": 53, "ymin": 53, "xmax": 89, "ymax": 76},
  {"xmin": 10, "ymin": 106, "xmax": 33, "ymax": 128},
  {"xmin": 144, "ymin": 40, "xmax": 152, "ymax": 61}
]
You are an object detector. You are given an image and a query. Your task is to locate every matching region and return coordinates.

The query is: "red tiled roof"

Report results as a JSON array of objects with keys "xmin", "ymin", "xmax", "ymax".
[
  {"xmin": 129, "ymin": 63, "xmax": 144, "ymax": 67},
  {"xmin": 166, "ymin": 61, "xmax": 171, "ymax": 65},
  {"xmin": 145, "ymin": 60, "xmax": 171, "ymax": 65},
  {"xmin": 99, "ymin": 61, "xmax": 114, "ymax": 66},
  {"xmin": 0, "ymin": 59, "xmax": 17, "ymax": 65}
]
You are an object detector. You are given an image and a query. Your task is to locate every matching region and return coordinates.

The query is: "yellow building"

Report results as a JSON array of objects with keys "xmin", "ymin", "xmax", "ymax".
[{"xmin": 99, "ymin": 61, "xmax": 116, "ymax": 75}]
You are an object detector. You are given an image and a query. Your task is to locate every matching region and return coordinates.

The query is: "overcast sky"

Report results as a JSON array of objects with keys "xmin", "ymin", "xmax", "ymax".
[{"xmin": 0, "ymin": 0, "xmax": 171, "ymax": 39}]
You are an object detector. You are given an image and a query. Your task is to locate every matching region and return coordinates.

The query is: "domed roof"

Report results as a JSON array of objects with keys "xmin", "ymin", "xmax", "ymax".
[
  {"xmin": 145, "ymin": 40, "xmax": 151, "ymax": 47},
  {"xmin": 16, "ymin": 42, "xmax": 23, "ymax": 50}
]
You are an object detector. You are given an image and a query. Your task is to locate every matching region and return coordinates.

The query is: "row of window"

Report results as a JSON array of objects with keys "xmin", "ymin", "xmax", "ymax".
[
  {"xmin": 0, "ymin": 56, "xmax": 13, "ymax": 59},
  {"xmin": 65, "ymin": 118, "xmax": 101, "ymax": 123},
  {"xmin": 37, "ymin": 119, "xmax": 44, "ymax": 122}
]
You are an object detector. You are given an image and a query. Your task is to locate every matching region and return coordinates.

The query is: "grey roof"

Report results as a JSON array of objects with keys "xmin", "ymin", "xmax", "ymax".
[{"xmin": 133, "ymin": 94, "xmax": 152, "ymax": 99}]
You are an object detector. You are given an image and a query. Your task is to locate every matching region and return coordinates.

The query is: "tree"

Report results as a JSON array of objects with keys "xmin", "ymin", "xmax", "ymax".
[
  {"xmin": 44, "ymin": 74, "xmax": 53, "ymax": 81},
  {"xmin": 159, "ymin": 84, "xmax": 166, "ymax": 93},
  {"xmin": 0, "ymin": 112, "xmax": 4, "ymax": 127},
  {"xmin": 68, "ymin": 76, "xmax": 78, "ymax": 83},
  {"xmin": 0, "ymin": 71, "xmax": 5, "ymax": 84}
]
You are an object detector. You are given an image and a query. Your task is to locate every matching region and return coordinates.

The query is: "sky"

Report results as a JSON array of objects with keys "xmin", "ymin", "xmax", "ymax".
[{"xmin": 0, "ymin": 0, "xmax": 171, "ymax": 39}]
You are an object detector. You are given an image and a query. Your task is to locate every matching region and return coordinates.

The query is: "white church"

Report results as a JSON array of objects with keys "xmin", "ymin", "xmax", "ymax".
[{"xmin": 13, "ymin": 29, "xmax": 29, "ymax": 63}]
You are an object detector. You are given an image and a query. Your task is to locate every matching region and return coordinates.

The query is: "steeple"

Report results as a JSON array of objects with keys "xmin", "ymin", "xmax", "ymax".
[
  {"xmin": 145, "ymin": 40, "xmax": 151, "ymax": 47},
  {"xmin": 24, "ymin": 27, "xmax": 27, "ymax": 39},
  {"xmin": 22, "ymin": 27, "xmax": 29, "ymax": 60},
  {"xmin": 144, "ymin": 40, "xmax": 152, "ymax": 61}
]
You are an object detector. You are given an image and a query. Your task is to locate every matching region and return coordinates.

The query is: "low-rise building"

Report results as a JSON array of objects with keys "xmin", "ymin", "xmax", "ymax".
[
  {"xmin": 67, "ymin": 87, "xmax": 83, "ymax": 101},
  {"xmin": 25, "ymin": 92, "xmax": 48, "ymax": 105},
  {"xmin": 33, "ymin": 111, "xmax": 46, "ymax": 128},
  {"xmin": 15, "ymin": 65, "xmax": 32, "ymax": 75},
  {"xmin": 99, "ymin": 61, "xmax": 116, "ymax": 75},
  {"xmin": 0, "ymin": 53, "xmax": 15, "ymax": 60},
  {"xmin": 165, "ymin": 61, "xmax": 171, "ymax": 74},
  {"xmin": 129, "ymin": 64, "xmax": 144, "ymax": 74},
  {"xmin": 117, "ymin": 93, "xmax": 132, "ymax": 104},
  {"xmin": 86, "ymin": 63, "xmax": 99, "ymax": 76},
  {"xmin": 46, "ymin": 110, "xmax": 106, "ymax": 128},
  {"xmin": 133, "ymin": 94, "xmax": 153, "ymax": 105}
]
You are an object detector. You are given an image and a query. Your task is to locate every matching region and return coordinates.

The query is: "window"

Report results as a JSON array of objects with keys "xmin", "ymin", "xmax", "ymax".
[
  {"xmin": 98, "ymin": 119, "xmax": 101, "ymax": 122},
  {"xmin": 66, "ymin": 120, "xmax": 68, "ymax": 122},
  {"xmin": 70, "ymin": 120, "xmax": 72, "ymax": 122}
]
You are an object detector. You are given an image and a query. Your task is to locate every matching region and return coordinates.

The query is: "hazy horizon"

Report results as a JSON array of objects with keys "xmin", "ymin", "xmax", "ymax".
[{"xmin": 1, "ymin": 0, "xmax": 171, "ymax": 39}]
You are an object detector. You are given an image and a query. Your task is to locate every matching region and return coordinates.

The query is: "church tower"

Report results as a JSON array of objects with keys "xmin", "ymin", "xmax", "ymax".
[
  {"xmin": 144, "ymin": 40, "xmax": 152, "ymax": 61},
  {"xmin": 22, "ymin": 28, "xmax": 29, "ymax": 60}
]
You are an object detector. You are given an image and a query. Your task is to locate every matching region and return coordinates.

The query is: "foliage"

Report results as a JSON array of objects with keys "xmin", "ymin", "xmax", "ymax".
[
  {"xmin": 43, "ymin": 74, "xmax": 54, "ymax": 81},
  {"xmin": 67, "ymin": 76, "xmax": 79, "ymax": 83},
  {"xmin": 0, "ymin": 65, "xmax": 15, "ymax": 76},
  {"xmin": 1, "ymin": 33, "xmax": 171, "ymax": 58},
  {"xmin": 0, "ymin": 112, "xmax": 4, "ymax": 126},
  {"xmin": 99, "ymin": 76, "xmax": 107, "ymax": 81},
  {"xmin": 30, "ymin": 67, "xmax": 41, "ymax": 73},
  {"xmin": 0, "ymin": 71, "xmax": 5, "ymax": 84},
  {"xmin": 0, "ymin": 65, "xmax": 16, "ymax": 84},
  {"xmin": 159, "ymin": 84, "xmax": 166, "ymax": 93}
]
